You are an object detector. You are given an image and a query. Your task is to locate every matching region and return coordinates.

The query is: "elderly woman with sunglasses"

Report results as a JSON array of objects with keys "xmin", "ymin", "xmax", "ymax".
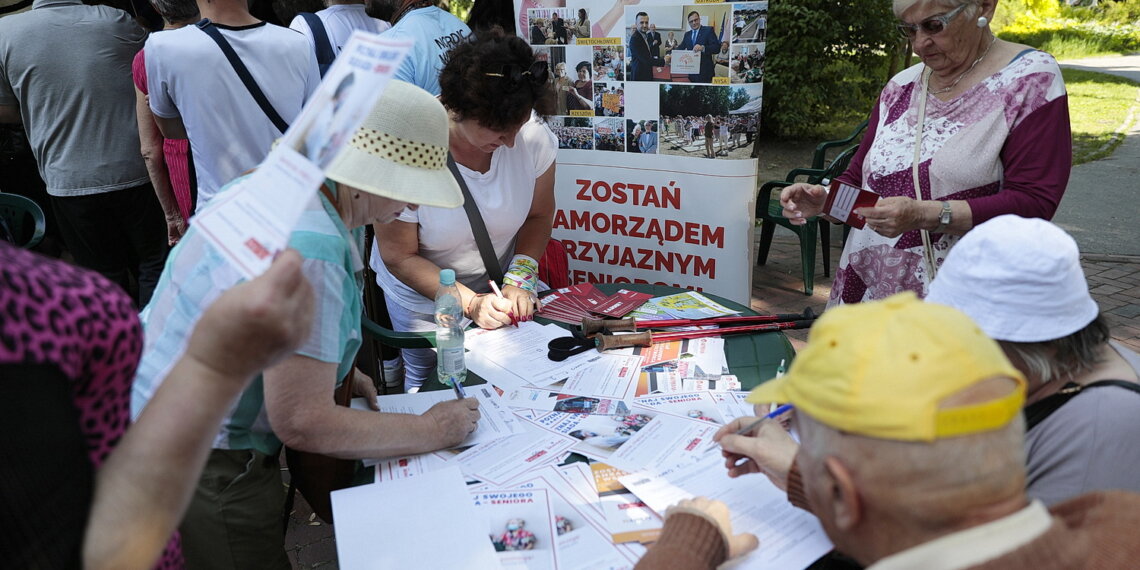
[
  {"xmin": 780, "ymin": 0, "xmax": 1070, "ymax": 306},
  {"xmin": 373, "ymin": 29, "xmax": 558, "ymax": 392}
]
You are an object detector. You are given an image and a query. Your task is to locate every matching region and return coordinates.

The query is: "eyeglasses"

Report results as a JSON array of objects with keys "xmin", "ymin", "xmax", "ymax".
[{"xmin": 895, "ymin": 3, "xmax": 967, "ymax": 39}]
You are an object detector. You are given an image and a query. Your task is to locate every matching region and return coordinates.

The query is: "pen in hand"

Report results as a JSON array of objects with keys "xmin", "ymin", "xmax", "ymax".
[
  {"xmin": 487, "ymin": 280, "xmax": 517, "ymax": 327},
  {"xmin": 704, "ymin": 403, "xmax": 794, "ymax": 453},
  {"xmin": 451, "ymin": 376, "xmax": 467, "ymax": 399}
]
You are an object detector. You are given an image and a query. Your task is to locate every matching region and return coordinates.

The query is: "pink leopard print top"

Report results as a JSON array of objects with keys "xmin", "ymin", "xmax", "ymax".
[{"xmin": 0, "ymin": 241, "xmax": 182, "ymax": 568}]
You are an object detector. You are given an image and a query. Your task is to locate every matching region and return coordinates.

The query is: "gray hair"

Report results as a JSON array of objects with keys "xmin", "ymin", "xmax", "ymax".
[
  {"xmin": 998, "ymin": 314, "xmax": 1110, "ymax": 386},
  {"xmin": 797, "ymin": 406, "xmax": 1026, "ymax": 530},
  {"xmin": 892, "ymin": 0, "xmax": 980, "ymax": 18},
  {"xmin": 151, "ymin": 0, "xmax": 199, "ymax": 24}
]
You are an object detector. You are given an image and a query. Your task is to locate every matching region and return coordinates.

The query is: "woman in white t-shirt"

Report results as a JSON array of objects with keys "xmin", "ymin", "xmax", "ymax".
[{"xmin": 373, "ymin": 29, "xmax": 558, "ymax": 391}]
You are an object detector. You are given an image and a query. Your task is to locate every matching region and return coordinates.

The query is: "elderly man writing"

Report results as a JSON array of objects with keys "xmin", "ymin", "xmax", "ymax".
[{"xmin": 636, "ymin": 293, "xmax": 1140, "ymax": 569}]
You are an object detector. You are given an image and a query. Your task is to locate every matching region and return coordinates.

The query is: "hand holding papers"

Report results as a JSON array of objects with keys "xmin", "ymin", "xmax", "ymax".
[{"xmin": 821, "ymin": 179, "xmax": 878, "ymax": 229}]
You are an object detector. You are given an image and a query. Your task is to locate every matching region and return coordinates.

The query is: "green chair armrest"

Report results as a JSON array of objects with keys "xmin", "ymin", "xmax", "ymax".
[
  {"xmin": 810, "ymin": 118, "xmax": 869, "ymax": 170},
  {"xmin": 360, "ymin": 314, "xmax": 436, "ymax": 349}
]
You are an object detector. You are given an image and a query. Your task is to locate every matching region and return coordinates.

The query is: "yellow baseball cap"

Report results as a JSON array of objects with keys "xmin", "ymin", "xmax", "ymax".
[{"xmin": 746, "ymin": 292, "xmax": 1026, "ymax": 442}]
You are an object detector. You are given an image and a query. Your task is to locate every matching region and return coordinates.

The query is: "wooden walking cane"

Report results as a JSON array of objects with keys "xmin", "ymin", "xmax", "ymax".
[
  {"xmin": 594, "ymin": 319, "xmax": 815, "ymax": 351},
  {"xmin": 581, "ymin": 308, "xmax": 815, "ymax": 337}
]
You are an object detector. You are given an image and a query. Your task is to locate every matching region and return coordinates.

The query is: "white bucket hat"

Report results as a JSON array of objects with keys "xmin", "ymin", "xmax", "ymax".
[
  {"xmin": 925, "ymin": 215, "xmax": 1099, "ymax": 342},
  {"xmin": 326, "ymin": 80, "xmax": 462, "ymax": 208}
]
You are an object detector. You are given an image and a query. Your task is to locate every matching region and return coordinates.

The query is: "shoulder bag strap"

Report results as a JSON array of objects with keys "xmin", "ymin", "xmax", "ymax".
[
  {"xmin": 447, "ymin": 154, "xmax": 506, "ymax": 285},
  {"xmin": 1023, "ymin": 380, "xmax": 1140, "ymax": 430},
  {"xmin": 300, "ymin": 12, "xmax": 335, "ymax": 76},
  {"xmin": 196, "ymin": 19, "xmax": 290, "ymax": 134}
]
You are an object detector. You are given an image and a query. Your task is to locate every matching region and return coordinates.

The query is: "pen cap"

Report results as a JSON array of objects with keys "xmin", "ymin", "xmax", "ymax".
[{"xmin": 439, "ymin": 268, "xmax": 456, "ymax": 286}]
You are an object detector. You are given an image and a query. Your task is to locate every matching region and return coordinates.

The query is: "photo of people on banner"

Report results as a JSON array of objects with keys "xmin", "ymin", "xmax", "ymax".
[
  {"xmin": 549, "ymin": 117, "xmax": 593, "ymax": 149},
  {"xmin": 623, "ymin": 5, "xmax": 729, "ymax": 83},
  {"xmin": 660, "ymin": 84, "xmax": 761, "ymax": 159},
  {"xmin": 526, "ymin": 7, "xmax": 590, "ymax": 44},
  {"xmin": 519, "ymin": 0, "xmax": 765, "ymax": 164}
]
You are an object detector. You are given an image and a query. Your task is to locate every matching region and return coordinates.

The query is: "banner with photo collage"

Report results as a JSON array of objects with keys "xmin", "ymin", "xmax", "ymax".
[{"xmin": 516, "ymin": 0, "xmax": 768, "ymax": 304}]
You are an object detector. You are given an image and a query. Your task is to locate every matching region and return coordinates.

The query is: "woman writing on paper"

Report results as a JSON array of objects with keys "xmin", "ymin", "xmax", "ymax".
[
  {"xmin": 778, "ymin": 0, "xmax": 1070, "ymax": 306},
  {"xmin": 373, "ymin": 29, "xmax": 558, "ymax": 392}
]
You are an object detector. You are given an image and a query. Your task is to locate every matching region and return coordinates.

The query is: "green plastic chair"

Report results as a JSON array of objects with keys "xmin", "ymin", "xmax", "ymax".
[
  {"xmin": 756, "ymin": 142, "xmax": 861, "ymax": 296},
  {"xmin": 0, "ymin": 192, "xmax": 46, "ymax": 249}
]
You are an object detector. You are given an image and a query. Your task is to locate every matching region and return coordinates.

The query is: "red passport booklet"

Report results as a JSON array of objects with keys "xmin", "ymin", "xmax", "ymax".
[{"xmin": 822, "ymin": 180, "xmax": 879, "ymax": 229}]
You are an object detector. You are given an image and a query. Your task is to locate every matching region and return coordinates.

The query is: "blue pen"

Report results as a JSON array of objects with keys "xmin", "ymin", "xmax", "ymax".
[
  {"xmin": 451, "ymin": 378, "xmax": 467, "ymax": 400},
  {"xmin": 733, "ymin": 403, "xmax": 794, "ymax": 436},
  {"xmin": 705, "ymin": 403, "xmax": 794, "ymax": 453}
]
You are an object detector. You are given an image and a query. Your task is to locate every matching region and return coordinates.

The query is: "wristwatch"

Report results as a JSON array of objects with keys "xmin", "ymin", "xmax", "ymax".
[{"xmin": 934, "ymin": 201, "xmax": 952, "ymax": 233}]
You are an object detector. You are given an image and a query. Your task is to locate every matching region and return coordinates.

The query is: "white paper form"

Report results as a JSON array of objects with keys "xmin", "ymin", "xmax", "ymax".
[
  {"xmin": 451, "ymin": 431, "xmax": 577, "ymax": 486},
  {"xmin": 466, "ymin": 322, "xmax": 600, "ymax": 388},
  {"xmin": 605, "ymin": 415, "xmax": 718, "ymax": 474},
  {"xmin": 331, "ymin": 466, "xmax": 503, "ymax": 569},
  {"xmin": 373, "ymin": 384, "xmax": 521, "ymax": 448},
  {"xmin": 618, "ymin": 454, "xmax": 834, "ymax": 570},
  {"xmin": 371, "ymin": 452, "xmax": 452, "ymax": 483},
  {"xmin": 633, "ymin": 392, "xmax": 728, "ymax": 425},
  {"xmin": 683, "ymin": 376, "xmax": 742, "ymax": 392},
  {"xmin": 194, "ymin": 33, "xmax": 410, "ymax": 279},
  {"xmin": 502, "ymin": 388, "xmax": 633, "ymax": 416},
  {"xmin": 552, "ymin": 465, "xmax": 648, "ymax": 561},
  {"xmin": 560, "ymin": 354, "xmax": 644, "ymax": 400},
  {"xmin": 514, "ymin": 468, "xmax": 638, "ymax": 570},
  {"xmin": 529, "ymin": 410, "xmax": 657, "ymax": 464},
  {"xmin": 711, "ymin": 391, "xmax": 757, "ymax": 423},
  {"xmin": 473, "ymin": 488, "xmax": 558, "ymax": 569}
]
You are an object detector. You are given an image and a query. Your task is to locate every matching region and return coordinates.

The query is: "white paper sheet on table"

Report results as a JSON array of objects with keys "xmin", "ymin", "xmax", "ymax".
[
  {"xmin": 604, "ymin": 415, "xmax": 718, "ymax": 474},
  {"xmin": 370, "ymin": 451, "xmax": 451, "ymax": 482},
  {"xmin": 502, "ymin": 388, "xmax": 632, "ymax": 416},
  {"xmin": 560, "ymin": 354, "xmax": 644, "ymax": 400},
  {"xmin": 355, "ymin": 385, "xmax": 521, "ymax": 456},
  {"xmin": 618, "ymin": 454, "xmax": 834, "ymax": 569},
  {"xmin": 633, "ymin": 392, "xmax": 728, "ymax": 425},
  {"xmin": 591, "ymin": 463, "xmax": 663, "ymax": 544},
  {"xmin": 331, "ymin": 466, "xmax": 502, "ymax": 569},
  {"xmin": 513, "ymin": 468, "xmax": 638, "ymax": 569},
  {"xmin": 529, "ymin": 410, "xmax": 655, "ymax": 465},
  {"xmin": 466, "ymin": 322, "xmax": 596, "ymax": 387},
  {"xmin": 473, "ymin": 488, "xmax": 558, "ymax": 569},
  {"xmin": 452, "ymin": 430, "xmax": 577, "ymax": 486}
]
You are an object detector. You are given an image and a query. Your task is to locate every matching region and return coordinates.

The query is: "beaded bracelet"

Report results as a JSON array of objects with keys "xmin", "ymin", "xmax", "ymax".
[{"xmin": 502, "ymin": 254, "xmax": 539, "ymax": 293}]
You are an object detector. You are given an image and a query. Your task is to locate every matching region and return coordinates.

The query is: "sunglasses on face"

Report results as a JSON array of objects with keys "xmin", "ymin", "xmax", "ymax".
[{"xmin": 895, "ymin": 3, "xmax": 968, "ymax": 39}]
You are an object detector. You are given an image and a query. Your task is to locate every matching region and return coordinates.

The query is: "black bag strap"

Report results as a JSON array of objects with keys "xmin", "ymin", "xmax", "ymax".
[
  {"xmin": 1024, "ymin": 380, "xmax": 1140, "ymax": 430},
  {"xmin": 196, "ymin": 19, "xmax": 290, "ymax": 134},
  {"xmin": 447, "ymin": 154, "xmax": 505, "ymax": 285},
  {"xmin": 300, "ymin": 12, "xmax": 335, "ymax": 77}
]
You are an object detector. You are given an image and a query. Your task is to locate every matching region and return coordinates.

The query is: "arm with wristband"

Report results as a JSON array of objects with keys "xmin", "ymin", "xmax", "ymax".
[{"xmin": 499, "ymin": 162, "xmax": 556, "ymax": 321}]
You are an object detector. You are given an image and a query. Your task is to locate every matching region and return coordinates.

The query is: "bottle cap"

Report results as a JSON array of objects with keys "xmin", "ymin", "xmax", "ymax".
[{"xmin": 439, "ymin": 268, "xmax": 456, "ymax": 285}]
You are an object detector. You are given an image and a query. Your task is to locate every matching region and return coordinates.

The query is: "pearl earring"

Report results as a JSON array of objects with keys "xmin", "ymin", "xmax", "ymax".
[{"xmin": 976, "ymin": 16, "xmax": 988, "ymax": 27}]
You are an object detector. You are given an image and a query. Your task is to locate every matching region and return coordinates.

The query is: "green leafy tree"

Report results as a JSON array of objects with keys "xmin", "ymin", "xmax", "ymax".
[{"xmin": 762, "ymin": 0, "xmax": 900, "ymax": 138}]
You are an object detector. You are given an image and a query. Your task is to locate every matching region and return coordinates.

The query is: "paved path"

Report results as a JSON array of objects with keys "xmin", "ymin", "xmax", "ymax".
[{"xmin": 1054, "ymin": 54, "xmax": 1140, "ymax": 256}]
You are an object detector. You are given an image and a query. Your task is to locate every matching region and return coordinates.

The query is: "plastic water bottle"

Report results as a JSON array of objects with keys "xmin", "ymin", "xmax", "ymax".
[{"xmin": 435, "ymin": 268, "xmax": 467, "ymax": 388}]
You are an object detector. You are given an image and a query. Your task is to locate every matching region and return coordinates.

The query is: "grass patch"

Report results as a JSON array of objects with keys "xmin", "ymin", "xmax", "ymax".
[{"xmin": 1064, "ymin": 68, "xmax": 1140, "ymax": 165}]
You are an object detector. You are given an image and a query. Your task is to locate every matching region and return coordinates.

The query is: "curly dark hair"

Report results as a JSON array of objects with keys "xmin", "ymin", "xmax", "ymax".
[{"xmin": 439, "ymin": 27, "xmax": 557, "ymax": 131}]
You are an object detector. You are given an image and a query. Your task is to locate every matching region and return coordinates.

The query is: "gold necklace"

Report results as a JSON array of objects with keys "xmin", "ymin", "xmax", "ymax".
[{"xmin": 929, "ymin": 35, "xmax": 997, "ymax": 95}]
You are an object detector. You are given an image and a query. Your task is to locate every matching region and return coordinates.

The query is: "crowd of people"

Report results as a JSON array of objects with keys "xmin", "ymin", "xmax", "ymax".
[
  {"xmin": 661, "ymin": 114, "xmax": 755, "ymax": 157},
  {"xmin": 551, "ymin": 124, "xmax": 594, "ymax": 149},
  {"xmin": 3, "ymin": 0, "xmax": 1139, "ymax": 568}
]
